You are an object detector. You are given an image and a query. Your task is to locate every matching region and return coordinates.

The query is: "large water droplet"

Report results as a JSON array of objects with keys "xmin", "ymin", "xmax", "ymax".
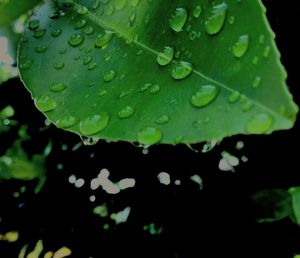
[
  {"xmin": 157, "ymin": 46, "xmax": 174, "ymax": 66},
  {"xmin": 137, "ymin": 127, "xmax": 162, "ymax": 145},
  {"xmin": 49, "ymin": 82, "xmax": 67, "ymax": 92},
  {"xmin": 57, "ymin": 115, "xmax": 77, "ymax": 128},
  {"xmin": 232, "ymin": 35, "xmax": 249, "ymax": 58},
  {"xmin": 68, "ymin": 34, "xmax": 84, "ymax": 47},
  {"xmin": 35, "ymin": 96, "xmax": 57, "ymax": 112},
  {"xmin": 171, "ymin": 61, "xmax": 193, "ymax": 80},
  {"xmin": 191, "ymin": 85, "xmax": 219, "ymax": 108},
  {"xmin": 205, "ymin": 2, "xmax": 228, "ymax": 35},
  {"xmin": 118, "ymin": 106, "xmax": 135, "ymax": 119},
  {"xmin": 94, "ymin": 31, "xmax": 114, "ymax": 48},
  {"xmin": 169, "ymin": 8, "xmax": 188, "ymax": 32},
  {"xmin": 246, "ymin": 113, "xmax": 273, "ymax": 134},
  {"xmin": 79, "ymin": 113, "xmax": 110, "ymax": 136}
]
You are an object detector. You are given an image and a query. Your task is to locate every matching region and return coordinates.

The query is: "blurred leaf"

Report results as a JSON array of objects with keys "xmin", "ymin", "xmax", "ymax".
[
  {"xmin": 289, "ymin": 187, "xmax": 300, "ymax": 226},
  {"xmin": 251, "ymin": 189, "xmax": 292, "ymax": 223}
]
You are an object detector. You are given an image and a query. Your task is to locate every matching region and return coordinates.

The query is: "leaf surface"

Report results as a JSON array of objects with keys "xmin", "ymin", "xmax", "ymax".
[{"xmin": 19, "ymin": 0, "xmax": 298, "ymax": 144}]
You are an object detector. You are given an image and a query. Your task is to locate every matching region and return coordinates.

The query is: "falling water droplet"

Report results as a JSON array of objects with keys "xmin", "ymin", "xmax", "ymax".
[
  {"xmin": 169, "ymin": 7, "xmax": 188, "ymax": 32},
  {"xmin": 137, "ymin": 127, "xmax": 163, "ymax": 145},
  {"xmin": 205, "ymin": 2, "xmax": 228, "ymax": 35},
  {"xmin": 191, "ymin": 85, "xmax": 219, "ymax": 108},
  {"xmin": 79, "ymin": 113, "xmax": 110, "ymax": 136}
]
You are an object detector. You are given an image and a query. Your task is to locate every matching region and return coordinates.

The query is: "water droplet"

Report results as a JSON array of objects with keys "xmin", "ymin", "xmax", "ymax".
[
  {"xmin": 68, "ymin": 34, "xmax": 84, "ymax": 47},
  {"xmin": 228, "ymin": 15, "xmax": 235, "ymax": 25},
  {"xmin": 205, "ymin": 2, "xmax": 228, "ymax": 35},
  {"xmin": 88, "ymin": 62, "xmax": 97, "ymax": 70},
  {"xmin": 242, "ymin": 101, "xmax": 253, "ymax": 112},
  {"xmin": 130, "ymin": 0, "xmax": 140, "ymax": 7},
  {"xmin": 115, "ymin": 0, "xmax": 127, "ymax": 10},
  {"xmin": 252, "ymin": 56, "xmax": 259, "ymax": 65},
  {"xmin": 84, "ymin": 26, "xmax": 95, "ymax": 35},
  {"xmin": 57, "ymin": 115, "xmax": 77, "ymax": 128},
  {"xmin": 75, "ymin": 19, "xmax": 87, "ymax": 29},
  {"xmin": 171, "ymin": 61, "xmax": 193, "ymax": 80},
  {"xmin": 97, "ymin": 89, "xmax": 107, "ymax": 97},
  {"xmin": 259, "ymin": 34, "xmax": 265, "ymax": 44},
  {"xmin": 128, "ymin": 8, "xmax": 137, "ymax": 27},
  {"xmin": 149, "ymin": 84, "xmax": 160, "ymax": 94},
  {"xmin": 263, "ymin": 45, "xmax": 271, "ymax": 58},
  {"xmin": 49, "ymin": 82, "xmax": 67, "ymax": 92},
  {"xmin": 252, "ymin": 76, "xmax": 261, "ymax": 88},
  {"xmin": 92, "ymin": 0, "xmax": 100, "ymax": 10},
  {"xmin": 246, "ymin": 113, "xmax": 273, "ymax": 134},
  {"xmin": 169, "ymin": 7, "xmax": 188, "ymax": 32},
  {"xmin": 157, "ymin": 46, "xmax": 174, "ymax": 66},
  {"xmin": 77, "ymin": 6, "xmax": 89, "ymax": 15},
  {"xmin": 103, "ymin": 70, "xmax": 116, "ymax": 82},
  {"xmin": 191, "ymin": 85, "xmax": 219, "ymax": 108},
  {"xmin": 232, "ymin": 35, "xmax": 249, "ymax": 58},
  {"xmin": 51, "ymin": 29, "xmax": 62, "ymax": 37},
  {"xmin": 33, "ymin": 29, "xmax": 46, "ymax": 38},
  {"xmin": 28, "ymin": 19, "xmax": 40, "ymax": 30},
  {"xmin": 228, "ymin": 91, "xmax": 240, "ymax": 103},
  {"xmin": 20, "ymin": 59, "xmax": 33, "ymax": 70},
  {"xmin": 193, "ymin": 5, "xmax": 202, "ymax": 18},
  {"xmin": 137, "ymin": 127, "xmax": 162, "ymax": 145},
  {"xmin": 94, "ymin": 31, "xmax": 114, "ymax": 48},
  {"xmin": 156, "ymin": 115, "xmax": 169, "ymax": 125},
  {"xmin": 53, "ymin": 61, "xmax": 64, "ymax": 70},
  {"xmin": 79, "ymin": 113, "xmax": 110, "ymax": 136},
  {"xmin": 35, "ymin": 96, "xmax": 57, "ymax": 112},
  {"xmin": 118, "ymin": 106, "xmax": 135, "ymax": 118},
  {"xmin": 34, "ymin": 45, "xmax": 47, "ymax": 53},
  {"xmin": 140, "ymin": 83, "xmax": 151, "ymax": 92}
]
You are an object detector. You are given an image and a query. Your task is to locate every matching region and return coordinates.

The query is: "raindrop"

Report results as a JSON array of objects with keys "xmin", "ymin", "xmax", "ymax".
[
  {"xmin": 51, "ymin": 29, "xmax": 62, "ymax": 37},
  {"xmin": 191, "ymin": 85, "xmax": 219, "ymax": 108},
  {"xmin": 156, "ymin": 115, "xmax": 169, "ymax": 125},
  {"xmin": 103, "ymin": 70, "xmax": 116, "ymax": 82},
  {"xmin": 252, "ymin": 76, "xmax": 261, "ymax": 88},
  {"xmin": 77, "ymin": 6, "xmax": 88, "ymax": 15},
  {"xmin": 28, "ymin": 19, "xmax": 40, "ymax": 30},
  {"xmin": 75, "ymin": 19, "xmax": 87, "ymax": 29},
  {"xmin": 34, "ymin": 45, "xmax": 47, "ymax": 53},
  {"xmin": 193, "ymin": 5, "xmax": 202, "ymax": 18},
  {"xmin": 118, "ymin": 106, "xmax": 135, "ymax": 119},
  {"xmin": 232, "ymin": 35, "xmax": 249, "ymax": 58},
  {"xmin": 157, "ymin": 46, "xmax": 174, "ymax": 66},
  {"xmin": 169, "ymin": 7, "xmax": 188, "ymax": 32},
  {"xmin": 49, "ymin": 82, "xmax": 67, "ymax": 92},
  {"xmin": 35, "ymin": 96, "xmax": 57, "ymax": 112},
  {"xmin": 205, "ymin": 2, "xmax": 228, "ymax": 35},
  {"xmin": 68, "ymin": 34, "xmax": 85, "ymax": 47},
  {"xmin": 137, "ymin": 127, "xmax": 163, "ymax": 145},
  {"xmin": 53, "ymin": 61, "xmax": 64, "ymax": 70},
  {"xmin": 79, "ymin": 113, "xmax": 110, "ymax": 136},
  {"xmin": 115, "ymin": 0, "xmax": 127, "ymax": 10},
  {"xmin": 33, "ymin": 29, "xmax": 46, "ymax": 38},
  {"xmin": 97, "ymin": 89, "xmax": 107, "ymax": 97},
  {"xmin": 246, "ymin": 113, "xmax": 273, "ymax": 134},
  {"xmin": 228, "ymin": 91, "xmax": 240, "ymax": 103},
  {"xmin": 149, "ymin": 84, "xmax": 160, "ymax": 94},
  {"xmin": 57, "ymin": 115, "xmax": 77, "ymax": 128},
  {"xmin": 171, "ymin": 61, "xmax": 193, "ymax": 80},
  {"xmin": 94, "ymin": 31, "xmax": 114, "ymax": 48},
  {"xmin": 84, "ymin": 26, "xmax": 95, "ymax": 35}
]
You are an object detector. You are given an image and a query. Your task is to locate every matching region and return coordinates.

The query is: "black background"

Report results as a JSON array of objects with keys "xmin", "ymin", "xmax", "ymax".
[{"xmin": 0, "ymin": 0, "xmax": 300, "ymax": 257}]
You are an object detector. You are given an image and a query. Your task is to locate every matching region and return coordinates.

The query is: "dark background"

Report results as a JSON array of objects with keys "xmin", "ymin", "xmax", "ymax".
[{"xmin": 0, "ymin": 0, "xmax": 300, "ymax": 257}]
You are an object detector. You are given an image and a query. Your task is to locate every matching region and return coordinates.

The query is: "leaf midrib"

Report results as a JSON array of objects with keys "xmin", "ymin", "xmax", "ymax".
[{"xmin": 74, "ymin": 2, "xmax": 292, "ymax": 125}]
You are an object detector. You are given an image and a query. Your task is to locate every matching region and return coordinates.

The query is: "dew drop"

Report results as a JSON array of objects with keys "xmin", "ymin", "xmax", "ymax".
[
  {"xmin": 149, "ymin": 84, "xmax": 160, "ymax": 94},
  {"xmin": 232, "ymin": 35, "xmax": 249, "ymax": 58},
  {"xmin": 97, "ymin": 89, "xmax": 107, "ymax": 97},
  {"xmin": 169, "ymin": 7, "xmax": 188, "ymax": 32},
  {"xmin": 171, "ymin": 61, "xmax": 193, "ymax": 80},
  {"xmin": 94, "ymin": 31, "xmax": 114, "ymax": 48},
  {"xmin": 263, "ymin": 45, "xmax": 271, "ymax": 58},
  {"xmin": 77, "ymin": 6, "xmax": 88, "ymax": 15},
  {"xmin": 57, "ymin": 115, "xmax": 77, "ymax": 128},
  {"xmin": 246, "ymin": 113, "xmax": 273, "ymax": 134},
  {"xmin": 252, "ymin": 76, "xmax": 261, "ymax": 88},
  {"xmin": 115, "ymin": 0, "xmax": 127, "ymax": 10},
  {"xmin": 191, "ymin": 85, "xmax": 219, "ymax": 108},
  {"xmin": 156, "ymin": 115, "xmax": 169, "ymax": 125},
  {"xmin": 35, "ymin": 96, "xmax": 57, "ymax": 112},
  {"xmin": 68, "ymin": 34, "xmax": 84, "ymax": 47},
  {"xmin": 20, "ymin": 59, "xmax": 33, "ymax": 70},
  {"xmin": 49, "ymin": 82, "xmax": 67, "ymax": 92},
  {"xmin": 193, "ymin": 5, "xmax": 202, "ymax": 18},
  {"xmin": 53, "ymin": 61, "xmax": 64, "ymax": 70},
  {"xmin": 35, "ymin": 45, "xmax": 47, "ymax": 53},
  {"xmin": 75, "ymin": 19, "xmax": 87, "ymax": 29},
  {"xmin": 84, "ymin": 26, "xmax": 95, "ymax": 35},
  {"xmin": 137, "ymin": 127, "xmax": 162, "ymax": 145},
  {"xmin": 92, "ymin": 0, "xmax": 100, "ymax": 9},
  {"xmin": 157, "ymin": 46, "xmax": 174, "ymax": 66},
  {"xmin": 79, "ymin": 113, "xmax": 110, "ymax": 136},
  {"xmin": 103, "ymin": 70, "xmax": 116, "ymax": 82},
  {"xmin": 205, "ymin": 2, "xmax": 228, "ymax": 35},
  {"xmin": 118, "ymin": 106, "xmax": 135, "ymax": 118},
  {"xmin": 51, "ymin": 29, "xmax": 62, "ymax": 37},
  {"xmin": 33, "ymin": 29, "xmax": 46, "ymax": 38},
  {"xmin": 28, "ymin": 19, "xmax": 40, "ymax": 30},
  {"xmin": 228, "ymin": 91, "xmax": 240, "ymax": 103}
]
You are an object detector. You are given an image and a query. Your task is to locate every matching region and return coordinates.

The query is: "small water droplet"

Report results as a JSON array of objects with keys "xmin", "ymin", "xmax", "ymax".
[
  {"xmin": 94, "ymin": 31, "xmax": 114, "ymax": 48},
  {"xmin": 128, "ymin": 8, "xmax": 137, "ymax": 27},
  {"xmin": 77, "ymin": 6, "xmax": 89, "ymax": 15},
  {"xmin": 103, "ymin": 70, "xmax": 116, "ymax": 82},
  {"xmin": 97, "ymin": 89, "xmax": 107, "ymax": 97},
  {"xmin": 263, "ymin": 45, "xmax": 271, "ymax": 58},
  {"xmin": 205, "ymin": 2, "xmax": 228, "ymax": 35},
  {"xmin": 28, "ymin": 19, "xmax": 40, "ymax": 30},
  {"xmin": 75, "ymin": 19, "xmax": 87, "ymax": 29},
  {"xmin": 68, "ymin": 34, "xmax": 84, "ymax": 47},
  {"xmin": 118, "ymin": 106, "xmax": 135, "ymax": 118},
  {"xmin": 35, "ymin": 96, "xmax": 57, "ymax": 112},
  {"xmin": 79, "ymin": 113, "xmax": 110, "ymax": 136},
  {"xmin": 193, "ymin": 5, "xmax": 202, "ymax": 18},
  {"xmin": 191, "ymin": 85, "xmax": 219, "ymax": 108},
  {"xmin": 228, "ymin": 91, "xmax": 240, "ymax": 103},
  {"xmin": 228, "ymin": 15, "xmax": 235, "ymax": 25},
  {"xmin": 35, "ymin": 45, "xmax": 47, "ymax": 53},
  {"xmin": 232, "ymin": 35, "xmax": 249, "ymax": 58},
  {"xmin": 171, "ymin": 61, "xmax": 193, "ymax": 80},
  {"xmin": 53, "ymin": 61, "xmax": 64, "ymax": 70},
  {"xmin": 156, "ymin": 115, "xmax": 169, "ymax": 125},
  {"xmin": 252, "ymin": 76, "xmax": 261, "ymax": 88},
  {"xmin": 83, "ymin": 55, "xmax": 93, "ymax": 65},
  {"xmin": 84, "ymin": 26, "xmax": 95, "ymax": 35},
  {"xmin": 115, "ymin": 0, "xmax": 127, "ymax": 10},
  {"xmin": 20, "ymin": 59, "xmax": 33, "ymax": 70},
  {"xmin": 169, "ymin": 7, "xmax": 188, "ymax": 32},
  {"xmin": 51, "ymin": 29, "xmax": 62, "ymax": 37},
  {"xmin": 49, "ymin": 82, "xmax": 67, "ymax": 92},
  {"xmin": 246, "ymin": 113, "xmax": 273, "ymax": 134},
  {"xmin": 33, "ymin": 29, "xmax": 46, "ymax": 38},
  {"xmin": 157, "ymin": 46, "xmax": 174, "ymax": 66},
  {"xmin": 137, "ymin": 127, "xmax": 163, "ymax": 145},
  {"xmin": 92, "ymin": 0, "xmax": 100, "ymax": 9},
  {"xmin": 57, "ymin": 115, "xmax": 77, "ymax": 128},
  {"xmin": 149, "ymin": 84, "xmax": 160, "ymax": 94}
]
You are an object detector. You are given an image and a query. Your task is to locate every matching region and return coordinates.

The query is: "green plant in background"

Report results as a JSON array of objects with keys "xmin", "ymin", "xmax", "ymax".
[{"xmin": 0, "ymin": 0, "xmax": 298, "ymax": 145}]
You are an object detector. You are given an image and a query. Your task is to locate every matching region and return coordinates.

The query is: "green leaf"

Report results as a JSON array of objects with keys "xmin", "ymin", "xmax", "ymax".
[
  {"xmin": 288, "ymin": 187, "xmax": 300, "ymax": 226},
  {"xmin": 0, "ymin": 0, "xmax": 42, "ymax": 26},
  {"xmin": 251, "ymin": 189, "xmax": 292, "ymax": 223},
  {"xmin": 18, "ymin": 0, "xmax": 298, "ymax": 144}
]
